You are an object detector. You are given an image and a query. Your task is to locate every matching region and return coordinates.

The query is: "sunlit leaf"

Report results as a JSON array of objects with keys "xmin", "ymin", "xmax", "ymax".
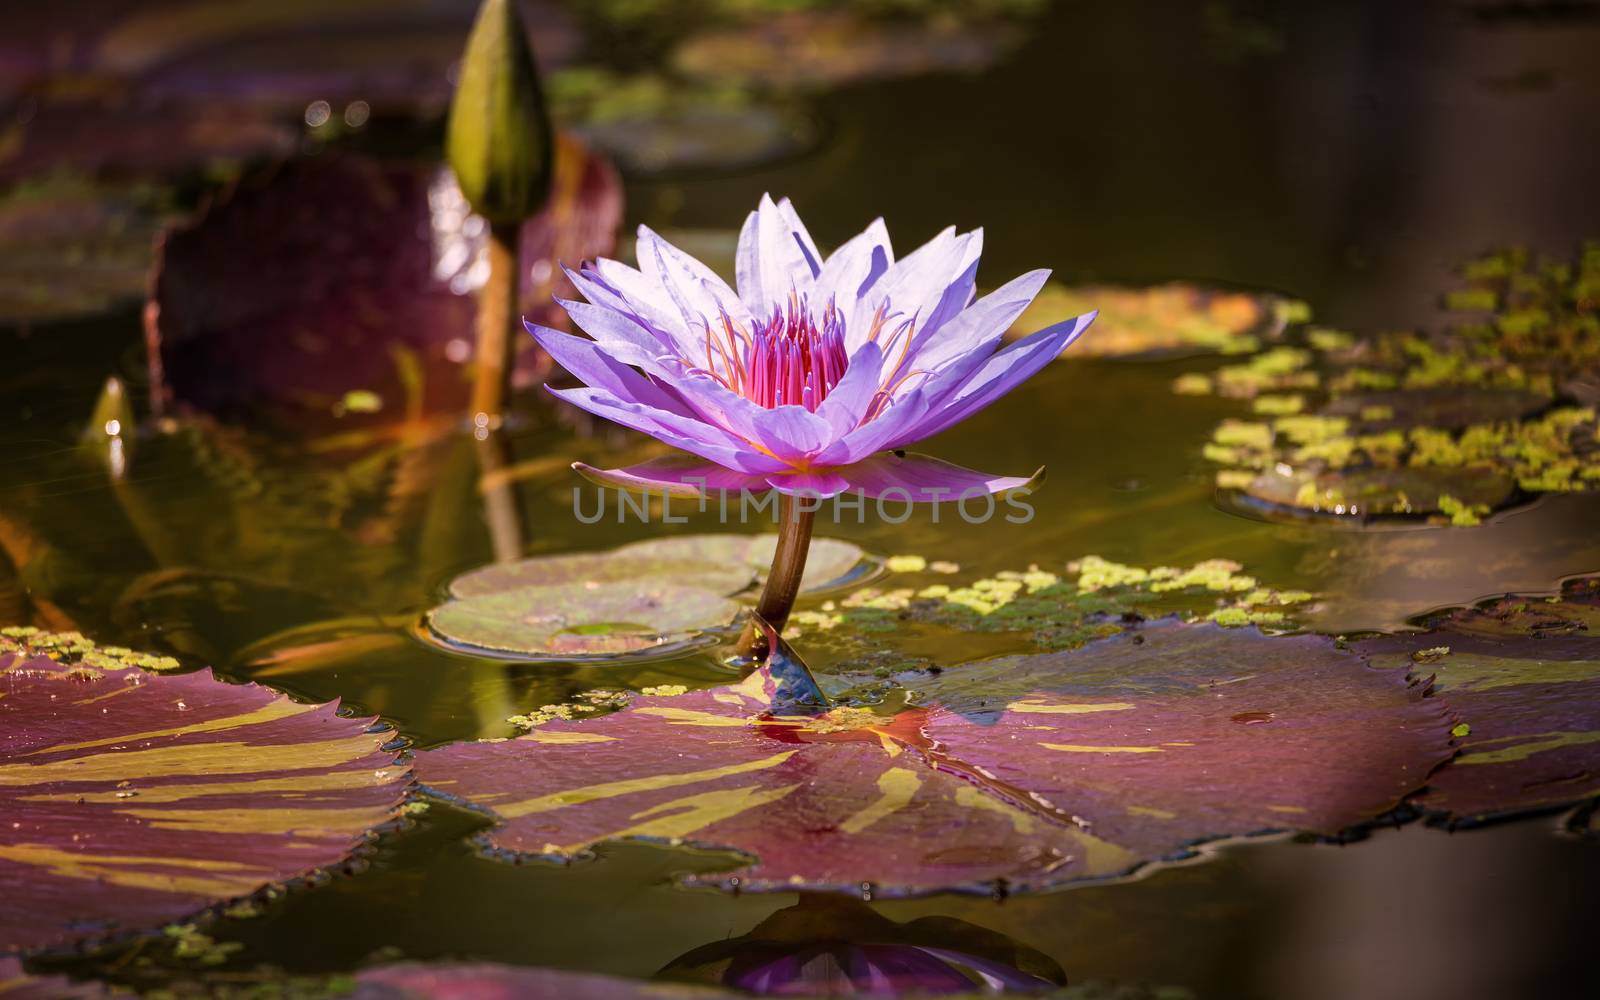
[
  {"xmin": 447, "ymin": 552, "xmax": 755, "ymax": 601},
  {"xmin": 1012, "ymin": 282, "xmax": 1290, "ymax": 359},
  {"xmin": 1354, "ymin": 576, "xmax": 1600, "ymax": 823},
  {"xmin": 416, "ymin": 622, "xmax": 1451, "ymax": 895},
  {"xmin": 425, "ymin": 581, "xmax": 740, "ymax": 658},
  {"xmin": 0, "ymin": 636, "xmax": 409, "ymax": 953},
  {"xmin": 612, "ymin": 534, "xmax": 869, "ymax": 594}
]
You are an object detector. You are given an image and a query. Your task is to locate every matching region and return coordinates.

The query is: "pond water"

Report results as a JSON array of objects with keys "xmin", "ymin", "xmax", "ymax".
[{"xmin": 4, "ymin": 1, "xmax": 1600, "ymax": 998}]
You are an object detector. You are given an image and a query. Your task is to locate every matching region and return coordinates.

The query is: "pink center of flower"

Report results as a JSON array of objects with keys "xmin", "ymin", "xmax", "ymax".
[{"xmin": 688, "ymin": 294, "xmax": 921, "ymax": 416}]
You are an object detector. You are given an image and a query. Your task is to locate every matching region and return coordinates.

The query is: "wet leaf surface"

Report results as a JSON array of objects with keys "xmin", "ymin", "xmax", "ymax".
[
  {"xmin": 0, "ymin": 632, "xmax": 409, "ymax": 954},
  {"xmin": 424, "ymin": 581, "xmax": 740, "ymax": 659},
  {"xmin": 0, "ymin": 177, "xmax": 173, "ymax": 325},
  {"xmin": 1353, "ymin": 576, "xmax": 1600, "ymax": 824},
  {"xmin": 415, "ymin": 622, "xmax": 1451, "ymax": 895},
  {"xmin": 1012, "ymin": 282, "xmax": 1292, "ymax": 358},
  {"xmin": 447, "ymin": 553, "xmax": 755, "ymax": 601},
  {"xmin": 147, "ymin": 135, "xmax": 622, "ymax": 433},
  {"xmin": 613, "ymin": 534, "xmax": 869, "ymax": 594}
]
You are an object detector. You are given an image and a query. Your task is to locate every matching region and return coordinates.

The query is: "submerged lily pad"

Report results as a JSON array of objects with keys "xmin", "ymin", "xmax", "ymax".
[
  {"xmin": 0, "ymin": 634, "xmax": 409, "ymax": 953},
  {"xmin": 416, "ymin": 622, "xmax": 1450, "ymax": 895},
  {"xmin": 425, "ymin": 581, "xmax": 740, "ymax": 659},
  {"xmin": 613, "ymin": 534, "xmax": 869, "ymax": 594},
  {"xmin": 1353, "ymin": 576, "xmax": 1600, "ymax": 824},
  {"xmin": 0, "ymin": 176, "xmax": 174, "ymax": 326},
  {"xmin": 1011, "ymin": 282, "xmax": 1291, "ymax": 358},
  {"xmin": 147, "ymin": 134, "xmax": 622, "ymax": 432}
]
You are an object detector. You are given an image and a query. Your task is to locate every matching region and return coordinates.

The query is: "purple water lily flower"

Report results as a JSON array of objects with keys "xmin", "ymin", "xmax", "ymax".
[{"xmin": 526, "ymin": 195, "xmax": 1095, "ymax": 500}]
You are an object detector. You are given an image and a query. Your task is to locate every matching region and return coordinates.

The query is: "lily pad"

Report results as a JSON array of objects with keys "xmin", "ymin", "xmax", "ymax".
[
  {"xmin": 147, "ymin": 134, "xmax": 622, "ymax": 432},
  {"xmin": 447, "ymin": 553, "xmax": 755, "ymax": 601},
  {"xmin": 415, "ymin": 622, "xmax": 1451, "ymax": 895},
  {"xmin": 424, "ymin": 581, "xmax": 740, "ymax": 659},
  {"xmin": 1321, "ymin": 388, "xmax": 1550, "ymax": 433},
  {"xmin": 1353, "ymin": 576, "xmax": 1600, "ymax": 824},
  {"xmin": 613, "ymin": 534, "xmax": 870, "ymax": 595},
  {"xmin": 351, "ymin": 964, "xmax": 732, "ymax": 999},
  {"xmin": 1011, "ymin": 282, "xmax": 1290, "ymax": 359},
  {"xmin": 0, "ymin": 633, "xmax": 409, "ymax": 953},
  {"xmin": 670, "ymin": 10, "xmax": 1025, "ymax": 89},
  {"xmin": 1235, "ymin": 464, "xmax": 1517, "ymax": 521},
  {"xmin": 0, "ymin": 177, "xmax": 174, "ymax": 326}
]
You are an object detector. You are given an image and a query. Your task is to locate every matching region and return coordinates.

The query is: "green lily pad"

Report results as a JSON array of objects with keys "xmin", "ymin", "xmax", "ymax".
[
  {"xmin": 447, "ymin": 552, "xmax": 755, "ymax": 600},
  {"xmin": 1236, "ymin": 464, "xmax": 1517, "ymax": 520},
  {"xmin": 425, "ymin": 581, "xmax": 740, "ymax": 658},
  {"xmin": 1322, "ymin": 388, "xmax": 1550, "ymax": 433},
  {"xmin": 1011, "ymin": 282, "xmax": 1290, "ymax": 359},
  {"xmin": 613, "ymin": 534, "xmax": 869, "ymax": 594}
]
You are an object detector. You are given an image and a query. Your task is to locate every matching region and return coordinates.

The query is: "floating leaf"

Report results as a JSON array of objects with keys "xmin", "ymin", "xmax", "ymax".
[
  {"xmin": 1234, "ymin": 464, "xmax": 1516, "ymax": 521},
  {"xmin": 147, "ymin": 134, "xmax": 622, "ymax": 433},
  {"xmin": 425, "ymin": 581, "xmax": 740, "ymax": 658},
  {"xmin": 0, "ymin": 177, "xmax": 173, "ymax": 326},
  {"xmin": 1012, "ymin": 282, "xmax": 1288, "ymax": 359},
  {"xmin": 416, "ymin": 622, "xmax": 1450, "ymax": 895},
  {"xmin": 670, "ymin": 10, "xmax": 1025, "ymax": 89},
  {"xmin": 613, "ymin": 534, "xmax": 869, "ymax": 594},
  {"xmin": 447, "ymin": 552, "xmax": 755, "ymax": 601},
  {"xmin": 1353, "ymin": 576, "xmax": 1600, "ymax": 823},
  {"xmin": 351, "ymin": 963, "xmax": 732, "ymax": 999},
  {"xmin": 0, "ymin": 639, "xmax": 409, "ymax": 953}
]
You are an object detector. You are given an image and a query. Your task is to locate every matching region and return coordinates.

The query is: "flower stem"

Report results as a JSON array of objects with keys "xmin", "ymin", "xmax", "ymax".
[
  {"xmin": 470, "ymin": 220, "xmax": 521, "ymax": 421},
  {"xmin": 737, "ymin": 494, "xmax": 814, "ymax": 659}
]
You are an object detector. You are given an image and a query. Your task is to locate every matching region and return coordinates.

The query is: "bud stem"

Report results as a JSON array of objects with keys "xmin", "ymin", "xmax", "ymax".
[
  {"xmin": 470, "ymin": 220, "xmax": 521, "ymax": 420},
  {"xmin": 737, "ymin": 493, "xmax": 815, "ymax": 659}
]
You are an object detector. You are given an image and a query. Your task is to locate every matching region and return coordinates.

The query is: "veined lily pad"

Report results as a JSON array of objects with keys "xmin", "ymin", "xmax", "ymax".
[
  {"xmin": 147, "ymin": 134, "xmax": 622, "ymax": 433},
  {"xmin": 0, "ymin": 635, "xmax": 409, "ymax": 953},
  {"xmin": 447, "ymin": 553, "xmax": 755, "ymax": 601},
  {"xmin": 351, "ymin": 963, "xmax": 732, "ymax": 999},
  {"xmin": 1353, "ymin": 576, "xmax": 1600, "ymax": 824},
  {"xmin": 0, "ymin": 177, "xmax": 174, "ymax": 326},
  {"xmin": 415, "ymin": 622, "xmax": 1451, "ymax": 895},
  {"xmin": 425, "ymin": 581, "xmax": 740, "ymax": 659},
  {"xmin": 613, "ymin": 534, "xmax": 869, "ymax": 595},
  {"xmin": 1011, "ymin": 282, "xmax": 1291, "ymax": 359}
]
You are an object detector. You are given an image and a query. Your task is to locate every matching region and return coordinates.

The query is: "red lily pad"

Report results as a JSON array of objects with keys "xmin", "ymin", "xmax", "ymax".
[
  {"xmin": 0, "ymin": 176, "xmax": 173, "ymax": 326},
  {"xmin": 146, "ymin": 133, "xmax": 622, "ymax": 433},
  {"xmin": 415, "ymin": 622, "xmax": 1451, "ymax": 895},
  {"xmin": 0, "ymin": 638, "xmax": 409, "ymax": 954},
  {"xmin": 1353, "ymin": 576, "xmax": 1600, "ymax": 824},
  {"xmin": 351, "ymin": 963, "xmax": 732, "ymax": 999}
]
